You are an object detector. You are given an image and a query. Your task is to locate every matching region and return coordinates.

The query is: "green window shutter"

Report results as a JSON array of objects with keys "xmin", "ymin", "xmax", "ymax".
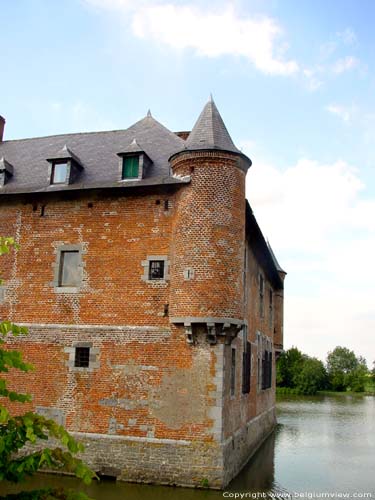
[{"xmin": 122, "ymin": 156, "xmax": 139, "ymax": 178}]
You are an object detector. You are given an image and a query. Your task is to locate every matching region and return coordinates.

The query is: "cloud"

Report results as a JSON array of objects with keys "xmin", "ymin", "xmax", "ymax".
[
  {"xmin": 85, "ymin": 0, "xmax": 299, "ymax": 76},
  {"xmin": 244, "ymin": 156, "xmax": 375, "ymax": 362},
  {"xmin": 332, "ymin": 55, "xmax": 359, "ymax": 74},
  {"xmin": 326, "ymin": 103, "xmax": 356, "ymax": 123}
]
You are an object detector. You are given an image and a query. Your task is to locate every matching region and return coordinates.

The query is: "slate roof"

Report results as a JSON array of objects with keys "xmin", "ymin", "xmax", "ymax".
[
  {"xmin": 245, "ymin": 201, "xmax": 285, "ymax": 289},
  {"xmin": 185, "ymin": 96, "xmax": 241, "ymax": 154},
  {"xmin": 0, "ymin": 114, "xmax": 186, "ymax": 195}
]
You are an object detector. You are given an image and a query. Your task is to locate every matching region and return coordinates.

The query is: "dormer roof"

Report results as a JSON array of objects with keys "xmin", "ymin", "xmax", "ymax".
[
  {"xmin": 0, "ymin": 156, "xmax": 13, "ymax": 176},
  {"xmin": 185, "ymin": 96, "xmax": 241, "ymax": 154},
  {"xmin": 117, "ymin": 138, "xmax": 145, "ymax": 156},
  {"xmin": 46, "ymin": 144, "xmax": 82, "ymax": 166}
]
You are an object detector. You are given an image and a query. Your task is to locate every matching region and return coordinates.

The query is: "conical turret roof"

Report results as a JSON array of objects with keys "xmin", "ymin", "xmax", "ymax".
[{"xmin": 185, "ymin": 96, "xmax": 241, "ymax": 154}]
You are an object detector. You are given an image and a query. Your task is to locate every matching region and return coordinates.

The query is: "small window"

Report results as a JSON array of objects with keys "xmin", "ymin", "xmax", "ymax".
[
  {"xmin": 149, "ymin": 260, "xmax": 165, "ymax": 280},
  {"xmin": 51, "ymin": 162, "xmax": 68, "ymax": 184},
  {"xmin": 122, "ymin": 156, "xmax": 139, "ymax": 179},
  {"xmin": 269, "ymin": 289, "xmax": 273, "ymax": 328},
  {"xmin": 259, "ymin": 274, "xmax": 264, "ymax": 318},
  {"xmin": 74, "ymin": 347, "xmax": 90, "ymax": 368},
  {"xmin": 58, "ymin": 250, "xmax": 80, "ymax": 287}
]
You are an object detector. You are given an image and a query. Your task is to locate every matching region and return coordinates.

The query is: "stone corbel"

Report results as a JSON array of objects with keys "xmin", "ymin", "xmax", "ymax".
[
  {"xmin": 206, "ymin": 322, "xmax": 217, "ymax": 345},
  {"xmin": 184, "ymin": 323, "xmax": 193, "ymax": 344}
]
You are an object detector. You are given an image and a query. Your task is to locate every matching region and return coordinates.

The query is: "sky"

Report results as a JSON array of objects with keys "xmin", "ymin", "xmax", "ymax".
[{"xmin": 1, "ymin": 0, "xmax": 374, "ymax": 366}]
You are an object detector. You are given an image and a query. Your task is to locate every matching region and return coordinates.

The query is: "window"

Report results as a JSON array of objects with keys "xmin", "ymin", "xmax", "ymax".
[
  {"xmin": 269, "ymin": 289, "xmax": 273, "ymax": 328},
  {"xmin": 259, "ymin": 274, "xmax": 264, "ymax": 317},
  {"xmin": 122, "ymin": 156, "xmax": 139, "ymax": 179},
  {"xmin": 58, "ymin": 250, "xmax": 80, "ymax": 287},
  {"xmin": 230, "ymin": 348, "xmax": 236, "ymax": 396},
  {"xmin": 148, "ymin": 260, "xmax": 165, "ymax": 280},
  {"xmin": 261, "ymin": 350, "xmax": 272, "ymax": 390},
  {"xmin": 51, "ymin": 162, "xmax": 68, "ymax": 184},
  {"xmin": 242, "ymin": 340, "xmax": 251, "ymax": 394},
  {"xmin": 74, "ymin": 347, "xmax": 90, "ymax": 368}
]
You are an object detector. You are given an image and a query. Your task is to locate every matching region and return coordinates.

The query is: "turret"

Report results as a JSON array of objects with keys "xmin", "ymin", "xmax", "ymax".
[{"xmin": 169, "ymin": 97, "xmax": 251, "ymax": 344}]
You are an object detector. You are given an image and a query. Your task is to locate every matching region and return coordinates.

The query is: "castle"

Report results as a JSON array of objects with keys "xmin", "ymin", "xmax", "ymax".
[{"xmin": 0, "ymin": 98, "xmax": 285, "ymax": 488}]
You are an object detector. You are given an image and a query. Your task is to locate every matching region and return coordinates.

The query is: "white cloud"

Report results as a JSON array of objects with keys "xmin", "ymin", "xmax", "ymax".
[
  {"xmin": 336, "ymin": 27, "xmax": 357, "ymax": 46},
  {"xmin": 244, "ymin": 156, "xmax": 375, "ymax": 362},
  {"xmin": 85, "ymin": 0, "xmax": 299, "ymax": 76},
  {"xmin": 332, "ymin": 55, "xmax": 359, "ymax": 74},
  {"xmin": 326, "ymin": 103, "xmax": 357, "ymax": 123}
]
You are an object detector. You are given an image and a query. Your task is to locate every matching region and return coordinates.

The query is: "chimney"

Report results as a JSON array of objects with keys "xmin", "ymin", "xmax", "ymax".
[{"xmin": 0, "ymin": 116, "xmax": 5, "ymax": 142}]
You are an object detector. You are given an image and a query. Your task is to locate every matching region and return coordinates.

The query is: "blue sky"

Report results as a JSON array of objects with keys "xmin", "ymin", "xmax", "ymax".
[{"xmin": 1, "ymin": 0, "xmax": 374, "ymax": 365}]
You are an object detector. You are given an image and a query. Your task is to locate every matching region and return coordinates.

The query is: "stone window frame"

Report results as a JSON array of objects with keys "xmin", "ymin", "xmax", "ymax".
[
  {"xmin": 51, "ymin": 244, "xmax": 85, "ymax": 293},
  {"xmin": 117, "ymin": 154, "xmax": 144, "ymax": 182},
  {"xmin": 141, "ymin": 255, "xmax": 170, "ymax": 282},
  {"xmin": 64, "ymin": 342, "xmax": 100, "ymax": 372},
  {"xmin": 47, "ymin": 159, "xmax": 72, "ymax": 186}
]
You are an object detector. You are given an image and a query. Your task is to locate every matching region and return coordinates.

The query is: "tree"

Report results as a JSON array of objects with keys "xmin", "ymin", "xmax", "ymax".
[
  {"xmin": 276, "ymin": 347, "xmax": 305, "ymax": 388},
  {"xmin": 295, "ymin": 357, "xmax": 327, "ymax": 395},
  {"xmin": 0, "ymin": 237, "xmax": 95, "ymax": 499},
  {"xmin": 326, "ymin": 346, "xmax": 368, "ymax": 392}
]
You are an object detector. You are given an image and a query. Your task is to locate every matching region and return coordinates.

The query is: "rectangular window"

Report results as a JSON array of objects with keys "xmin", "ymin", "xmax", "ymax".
[
  {"xmin": 242, "ymin": 341, "xmax": 251, "ymax": 394},
  {"xmin": 74, "ymin": 347, "xmax": 90, "ymax": 368},
  {"xmin": 51, "ymin": 162, "xmax": 68, "ymax": 184},
  {"xmin": 122, "ymin": 156, "xmax": 139, "ymax": 179},
  {"xmin": 269, "ymin": 289, "xmax": 273, "ymax": 328},
  {"xmin": 149, "ymin": 260, "xmax": 165, "ymax": 280},
  {"xmin": 231, "ymin": 348, "xmax": 236, "ymax": 396},
  {"xmin": 58, "ymin": 250, "xmax": 80, "ymax": 287},
  {"xmin": 259, "ymin": 274, "xmax": 264, "ymax": 318}
]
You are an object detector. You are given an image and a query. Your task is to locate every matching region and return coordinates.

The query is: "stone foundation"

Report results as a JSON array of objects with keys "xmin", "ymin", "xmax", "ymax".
[{"xmin": 66, "ymin": 407, "xmax": 276, "ymax": 489}]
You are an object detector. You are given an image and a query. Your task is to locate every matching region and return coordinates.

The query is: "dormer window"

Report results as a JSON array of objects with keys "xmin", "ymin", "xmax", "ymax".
[
  {"xmin": 117, "ymin": 139, "xmax": 152, "ymax": 182},
  {"xmin": 122, "ymin": 156, "xmax": 139, "ymax": 179},
  {"xmin": 0, "ymin": 157, "xmax": 14, "ymax": 186},
  {"xmin": 51, "ymin": 161, "xmax": 68, "ymax": 184},
  {"xmin": 47, "ymin": 145, "xmax": 83, "ymax": 187}
]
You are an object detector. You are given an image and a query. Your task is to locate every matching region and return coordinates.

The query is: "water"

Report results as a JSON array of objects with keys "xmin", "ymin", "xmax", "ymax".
[{"xmin": 2, "ymin": 394, "xmax": 374, "ymax": 498}]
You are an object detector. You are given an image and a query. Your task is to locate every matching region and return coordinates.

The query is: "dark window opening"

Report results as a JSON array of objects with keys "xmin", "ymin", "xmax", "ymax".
[
  {"xmin": 242, "ymin": 341, "xmax": 251, "ymax": 394},
  {"xmin": 122, "ymin": 156, "xmax": 139, "ymax": 179},
  {"xmin": 32, "ymin": 204, "xmax": 38, "ymax": 212},
  {"xmin": 149, "ymin": 260, "xmax": 165, "ymax": 280},
  {"xmin": 163, "ymin": 303, "xmax": 169, "ymax": 317},
  {"xmin": 155, "ymin": 200, "xmax": 160, "ymax": 205},
  {"xmin": 51, "ymin": 162, "xmax": 68, "ymax": 184},
  {"xmin": 88, "ymin": 202, "xmax": 94, "ymax": 208},
  {"xmin": 164, "ymin": 199, "xmax": 169, "ymax": 211},
  {"xmin": 58, "ymin": 250, "xmax": 80, "ymax": 287},
  {"xmin": 74, "ymin": 347, "xmax": 90, "ymax": 368},
  {"xmin": 40, "ymin": 205, "xmax": 46, "ymax": 217},
  {"xmin": 261, "ymin": 350, "xmax": 272, "ymax": 390},
  {"xmin": 259, "ymin": 274, "xmax": 264, "ymax": 318},
  {"xmin": 230, "ymin": 348, "xmax": 236, "ymax": 396},
  {"xmin": 269, "ymin": 289, "xmax": 273, "ymax": 328}
]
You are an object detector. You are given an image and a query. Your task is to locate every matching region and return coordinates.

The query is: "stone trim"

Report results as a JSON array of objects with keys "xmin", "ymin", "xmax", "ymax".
[
  {"xmin": 71, "ymin": 431, "xmax": 191, "ymax": 445},
  {"xmin": 141, "ymin": 255, "xmax": 170, "ymax": 282},
  {"xmin": 117, "ymin": 153, "xmax": 144, "ymax": 182},
  {"xmin": 170, "ymin": 316, "xmax": 244, "ymax": 326},
  {"xmin": 51, "ymin": 243, "xmax": 85, "ymax": 292},
  {"xmin": 64, "ymin": 342, "xmax": 100, "ymax": 372}
]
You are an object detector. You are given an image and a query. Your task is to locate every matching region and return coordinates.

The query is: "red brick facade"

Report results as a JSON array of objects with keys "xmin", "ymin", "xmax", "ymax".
[{"xmin": 0, "ymin": 100, "xmax": 284, "ymax": 488}]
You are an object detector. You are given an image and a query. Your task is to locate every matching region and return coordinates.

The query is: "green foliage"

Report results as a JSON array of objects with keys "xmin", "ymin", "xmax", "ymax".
[
  {"xmin": 295, "ymin": 357, "xmax": 327, "ymax": 395},
  {"xmin": 0, "ymin": 238, "xmax": 96, "ymax": 499},
  {"xmin": 276, "ymin": 347, "xmax": 305, "ymax": 388},
  {"xmin": 326, "ymin": 346, "xmax": 368, "ymax": 392},
  {"xmin": 277, "ymin": 348, "xmax": 327, "ymax": 395}
]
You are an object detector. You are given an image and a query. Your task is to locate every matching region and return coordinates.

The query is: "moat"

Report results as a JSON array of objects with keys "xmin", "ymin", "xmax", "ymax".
[{"xmin": 3, "ymin": 394, "xmax": 375, "ymax": 498}]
